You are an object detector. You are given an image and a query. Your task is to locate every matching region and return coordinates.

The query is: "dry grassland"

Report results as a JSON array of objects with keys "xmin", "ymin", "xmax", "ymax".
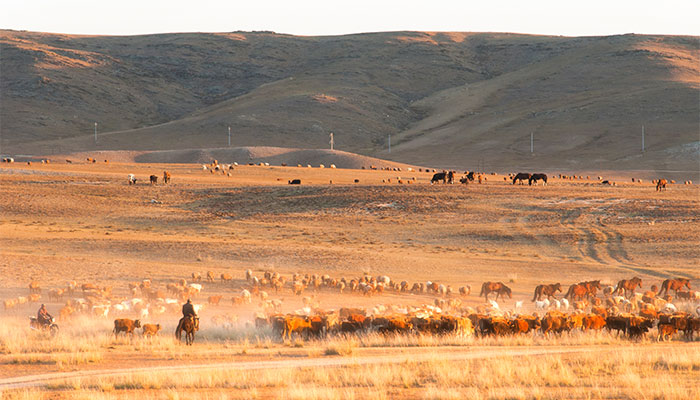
[{"xmin": 1, "ymin": 161, "xmax": 699, "ymax": 398}]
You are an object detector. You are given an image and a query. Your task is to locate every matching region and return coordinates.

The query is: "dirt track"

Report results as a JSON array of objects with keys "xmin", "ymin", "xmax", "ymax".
[{"xmin": 0, "ymin": 345, "xmax": 653, "ymax": 390}]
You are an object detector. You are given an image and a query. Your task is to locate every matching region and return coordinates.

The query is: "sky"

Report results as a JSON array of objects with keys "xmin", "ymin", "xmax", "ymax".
[{"xmin": 2, "ymin": 0, "xmax": 699, "ymax": 37}]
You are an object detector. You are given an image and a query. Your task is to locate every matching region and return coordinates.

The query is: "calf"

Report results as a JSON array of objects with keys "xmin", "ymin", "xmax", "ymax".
[
  {"xmin": 142, "ymin": 323, "xmax": 161, "ymax": 338},
  {"xmin": 113, "ymin": 319, "xmax": 141, "ymax": 337}
]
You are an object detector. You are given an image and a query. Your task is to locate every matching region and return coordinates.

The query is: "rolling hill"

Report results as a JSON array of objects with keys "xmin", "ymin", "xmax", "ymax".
[{"xmin": 1, "ymin": 30, "xmax": 698, "ymax": 173}]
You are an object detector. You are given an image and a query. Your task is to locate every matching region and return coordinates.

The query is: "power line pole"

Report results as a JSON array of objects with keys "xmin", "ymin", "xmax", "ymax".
[
  {"xmin": 94, "ymin": 122, "xmax": 98, "ymax": 144},
  {"xmin": 228, "ymin": 126, "xmax": 231, "ymax": 147},
  {"xmin": 388, "ymin": 134, "xmax": 391, "ymax": 153},
  {"xmin": 641, "ymin": 125, "xmax": 645, "ymax": 153},
  {"xmin": 530, "ymin": 132, "xmax": 534, "ymax": 153},
  {"xmin": 329, "ymin": 132, "xmax": 334, "ymax": 150}
]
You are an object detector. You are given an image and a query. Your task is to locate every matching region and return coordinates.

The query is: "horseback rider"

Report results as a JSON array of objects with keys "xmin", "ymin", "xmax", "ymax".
[
  {"xmin": 180, "ymin": 299, "xmax": 199, "ymax": 330},
  {"xmin": 37, "ymin": 304, "xmax": 53, "ymax": 326}
]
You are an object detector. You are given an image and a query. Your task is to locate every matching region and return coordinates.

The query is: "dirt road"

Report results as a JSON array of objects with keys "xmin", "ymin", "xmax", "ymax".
[{"xmin": 0, "ymin": 345, "xmax": 652, "ymax": 390}]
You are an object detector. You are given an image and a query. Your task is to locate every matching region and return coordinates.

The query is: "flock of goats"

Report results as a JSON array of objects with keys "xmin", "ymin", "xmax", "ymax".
[{"xmin": 6, "ymin": 270, "xmax": 700, "ymax": 344}]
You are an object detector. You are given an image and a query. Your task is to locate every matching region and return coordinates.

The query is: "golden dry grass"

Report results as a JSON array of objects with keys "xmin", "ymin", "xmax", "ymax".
[{"xmin": 0, "ymin": 162, "xmax": 698, "ymax": 398}]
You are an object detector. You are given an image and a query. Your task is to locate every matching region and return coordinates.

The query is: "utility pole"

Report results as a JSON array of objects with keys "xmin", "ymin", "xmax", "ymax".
[
  {"xmin": 94, "ymin": 122, "xmax": 98, "ymax": 144},
  {"xmin": 228, "ymin": 126, "xmax": 231, "ymax": 147},
  {"xmin": 329, "ymin": 132, "xmax": 334, "ymax": 150},
  {"xmin": 530, "ymin": 132, "xmax": 534, "ymax": 153},
  {"xmin": 388, "ymin": 134, "xmax": 391, "ymax": 153},
  {"xmin": 641, "ymin": 125, "xmax": 645, "ymax": 153}
]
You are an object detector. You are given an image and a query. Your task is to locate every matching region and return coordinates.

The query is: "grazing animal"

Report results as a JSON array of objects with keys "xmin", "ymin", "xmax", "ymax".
[
  {"xmin": 220, "ymin": 273, "xmax": 233, "ymax": 282},
  {"xmin": 142, "ymin": 323, "xmax": 161, "ymax": 337},
  {"xmin": 149, "ymin": 175, "xmax": 158, "ymax": 185},
  {"xmin": 532, "ymin": 283, "xmax": 562, "ymax": 301},
  {"xmin": 208, "ymin": 295, "xmax": 223, "ymax": 305},
  {"xmin": 658, "ymin": 278, "xmax": 691, "ymax": 297},
  {"xmin": 656, "ymin": 179, "xmax": 667, "ymax": 191},
  {"xmin": 479, "ymin": 282, "xmax": 512, "ymax": 301},
  {"xmin": 128, "ymin": 174, "xmax": 137, "ymax": 185},
  {"xmin": 431, "ymin": 172, "xmax": 448, "ymax": 184},
  {"xmin": 528, "ymin": 173, "xmax": 548, "ymax": 186},
  {"xmin": 113, "ymin": 319, "xmax": 141, "ymax": 337},
  {"xmin": 512, "ymin": 173, "xmax": 531, "ymax": 185},
  {"xmin": 614, "ymin": 277, "xmax": 642, "ymax": 298},
  {"xmin": 163, "ymin": 171, "xmax": 171, "ymax": 184},
  {"xmin": 288, "ymin": 179, "xmax": 301, "ymax": 185}
]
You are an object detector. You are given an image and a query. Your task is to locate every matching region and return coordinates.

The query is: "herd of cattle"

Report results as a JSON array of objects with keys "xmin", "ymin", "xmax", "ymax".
[{"xmin": 7, "ymin": 270, "xmax": 699, "ymax": 343}]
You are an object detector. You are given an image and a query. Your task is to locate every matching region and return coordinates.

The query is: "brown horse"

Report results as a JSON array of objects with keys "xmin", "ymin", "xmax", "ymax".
[
  {"xmin": 176, "ymin": 315, "xmax": 198, "ymax": 345},
  {"xmin": 658, "ymin": 278, "xmax": 691, "ymax": 297},
  {"xmin": 480, "ymin": 282, "xmax": 512, "ymax": 301},
  {"xmin": 614, "ymin": 277, "xmax": 642, "ymax": 298},
  {"xmin": 565, "ymin": 280, "xmax": 601, "ymax": 301},
  {"xmin": 532, "ymin": 283, "xmax": 562, "ymax": 302}
]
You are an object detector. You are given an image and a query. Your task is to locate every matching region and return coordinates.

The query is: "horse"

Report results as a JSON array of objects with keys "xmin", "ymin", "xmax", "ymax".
[
  {"xmin": 532, "ymin": 283, "xmax": 562, "ymax": 301},
  {"xmin": 176, "ymin": 315, "xmax": 198, "ymax": 345},
  {"xmin": 528, "ymin": 173, "xmax": 547, "ymax": 186},
  {"xmin": 565, "ymin": 280, "xmax": 600, "ymax": 301},
  {"xmin": 658, "ymin": 278, "xmax": 691, "ymax": 297},
  {"xmin": 163, "ymin": 171, "xmax": 171, "ymax": 184},
  {"xmin": 480, "ymin": 282, "xmax": 512, "ymax": 301},
  {"xmin": 656, "ymin": 179, "xmax": 667, "ymax": 191},
  {"xmin": 512, "ymin": 173, "xmax": 531, "ymax": 185},
  {"xmin": 614, "ymin": 277, "xmax": 642, "ymax": 298}
]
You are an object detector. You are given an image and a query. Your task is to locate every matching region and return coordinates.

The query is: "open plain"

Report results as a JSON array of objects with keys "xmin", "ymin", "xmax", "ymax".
[{"xmin": 1, "ymin": 159, "xmax": 699, "ymax": 399}]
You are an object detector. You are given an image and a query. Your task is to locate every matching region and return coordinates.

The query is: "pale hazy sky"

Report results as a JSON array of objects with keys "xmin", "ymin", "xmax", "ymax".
[{"xmin": 2, "ymin": 0, "xmax": 699, "ymax": 37}]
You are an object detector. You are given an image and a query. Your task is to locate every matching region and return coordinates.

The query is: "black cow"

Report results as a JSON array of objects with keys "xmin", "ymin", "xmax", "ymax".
[
  {"xmin": 431, "ymin": 172, "xmax": 447, "ymax": 184},
  {"xmin": 288, "ymin": 179, "xmax": 301, "ymax": 185},
  {"xmin": 512, "ymin": 173, "xmax": 532, "ymax": 185},
  {"xmin": 529, "ymin": 173, "xmax": 547, "ymax": 186}
]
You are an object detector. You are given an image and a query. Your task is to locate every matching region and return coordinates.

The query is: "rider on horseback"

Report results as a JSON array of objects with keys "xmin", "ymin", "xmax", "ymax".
[
  {"xmin": 179, "ymin": 299, "xmax": 199, "ymax": 331},
  {"xmin": 37, "ymin": 304, "xmax": 53, "ymax": 327}
]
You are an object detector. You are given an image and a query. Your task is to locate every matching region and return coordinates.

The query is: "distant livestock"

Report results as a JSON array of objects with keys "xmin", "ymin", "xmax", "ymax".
[
  {"xmin": 128, "ymin": 174, "xmax": 137, "ymax": 185},
  {"xmin": 163, "ymin": 171, "xmax": 171, "ymax": 184},
  {"xmin": 512, "ymin": 173, "xmax": 532, "ymax": 185},
  {"xmin": 150, "ymin": 175, "xmax": 158, "ymax": 185},
  {"xmin": 288, "ymin": 179, "xmax": 301, "ymax": 185},
  {"xmin": 528, "ymin": 173, "xmax": 547, "ymax": 186},
  {"xmin": 656, "ymin": 179, "xmax": 667, "ymax": 191}
]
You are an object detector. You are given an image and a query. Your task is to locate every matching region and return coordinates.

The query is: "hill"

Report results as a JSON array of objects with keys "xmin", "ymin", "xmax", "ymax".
[
  {"xmin": 47, "ymin": 147, "xmax": 420, "ymax": 170},
  {"xmin": 1, "ymin": 30, "xmax": 698, "ymax": 173}
]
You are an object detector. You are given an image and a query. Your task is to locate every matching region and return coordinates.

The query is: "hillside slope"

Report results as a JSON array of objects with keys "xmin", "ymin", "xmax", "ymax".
[{"xmin": 1, "ymin": 30, "xmax": 698, "ymax": 172}]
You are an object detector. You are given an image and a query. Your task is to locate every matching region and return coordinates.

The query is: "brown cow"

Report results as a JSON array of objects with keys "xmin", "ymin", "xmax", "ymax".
[
  {"xmin": 541, "ymin": 313, "xmax": 572, "ymax": 335},
  {"xmin": 658, "ymin": 278, "xmax": 691, "ymax": 297},
  {"xmin": 163, "ymin": 171, "xmax": 171, "ymax": 184},
  {"xmin": 582, "ymin": 314, "xmax": 606, "ymax": 331},
  {"xmin": 150, "ymin": 175, "xmax": 158, "ymax": 185},
  {"xmin": 656, "ymin": 179, "xmax": 667, "ymax": 191},
  {"xmin": 282, "ymin": 316, "xmax": 312, "ymax": 340},
  {"xmin": 208, "ymin": 295, "xmax": 223, "ymax": 305},
  {"xmin": 113, "ymin": 319, "xmax": 141, "ymax": 337},
  {"xmin": 28, "ymin": 281, "xmax": 41, "ymax": 295},
  {"xmin": 658, "ymin": 323, "xmax": 677, "ymax": 341},
  {"xmin": 220, "ymin": 273, "xmax": 233, "ymax": 282},
  {"xmin": 142, "ymin": 323, "xmax": 161, "ymax": 337}
]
